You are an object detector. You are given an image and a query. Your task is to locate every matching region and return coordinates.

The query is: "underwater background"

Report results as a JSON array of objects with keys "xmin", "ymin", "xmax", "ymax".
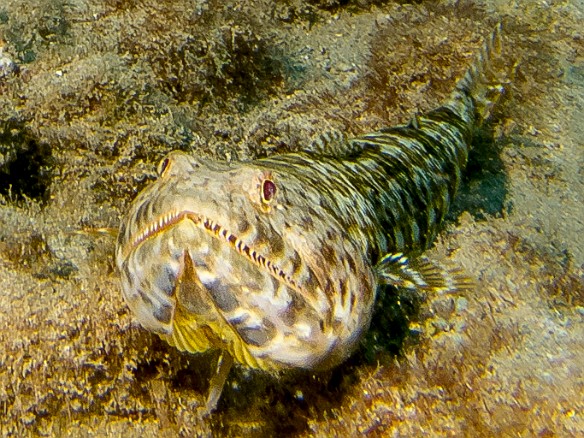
[{"xmin": 0, "ymin": 0, "xmax": 582, "ymax": 435}]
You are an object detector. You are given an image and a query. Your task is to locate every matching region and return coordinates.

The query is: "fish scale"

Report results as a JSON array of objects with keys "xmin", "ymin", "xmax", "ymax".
[{"xmin": 116, "ymin": 24, "xmax": 509, "ymax": 412}]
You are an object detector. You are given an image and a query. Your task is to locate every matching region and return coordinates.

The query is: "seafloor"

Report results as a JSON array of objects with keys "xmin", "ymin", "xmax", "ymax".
[{"xmin": 0, "ymin": 0, "xmax": 582, "ymax": 436}]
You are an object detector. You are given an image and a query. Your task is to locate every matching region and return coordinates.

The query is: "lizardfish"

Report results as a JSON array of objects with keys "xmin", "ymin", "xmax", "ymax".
[{"xmin": 116, "ymin": 24, "xmax": 508, "ymax": 411}]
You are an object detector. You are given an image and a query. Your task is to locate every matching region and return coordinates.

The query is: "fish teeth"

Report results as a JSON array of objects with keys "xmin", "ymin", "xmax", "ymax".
[{"xmin": 130, "ymin": 210, "xmax": 186, "ymax": 249}]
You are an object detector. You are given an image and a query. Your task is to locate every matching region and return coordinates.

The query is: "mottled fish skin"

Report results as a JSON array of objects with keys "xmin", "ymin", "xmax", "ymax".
[{"xmin": 116, "ymin": 25, "xmax": 507, "ymax": 410}]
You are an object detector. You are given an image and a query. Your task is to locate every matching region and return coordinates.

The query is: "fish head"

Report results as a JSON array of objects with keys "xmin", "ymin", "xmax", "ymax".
[{"xmin": 116, "ymin": 150, "xmax": 375, "ymax": 369}]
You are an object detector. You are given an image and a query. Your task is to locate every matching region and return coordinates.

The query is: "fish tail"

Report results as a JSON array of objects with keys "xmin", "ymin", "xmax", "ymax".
[{"xmin": 447, "ymin": 23, "xmax": 512, "ymax": 126}]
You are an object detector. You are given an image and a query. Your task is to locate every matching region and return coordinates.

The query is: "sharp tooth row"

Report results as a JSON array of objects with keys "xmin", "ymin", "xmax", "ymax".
[
  {"xmin": 197, "ymin": 214, "xmax": 300, "ymax": 291},
  {"xmin": 133, "ymin": 210, "xmax": 182, "ymax": 247},
  {"xmin": 158, "ymin": 211, "xmax": 175, "ymax": 232},
  {"xmin": 129, "ymin": 209, "xmax": 315, "ymax": 316},
  {"xmin": 204, "ymin": 218, "xmax": 219, "ymax": 233}
]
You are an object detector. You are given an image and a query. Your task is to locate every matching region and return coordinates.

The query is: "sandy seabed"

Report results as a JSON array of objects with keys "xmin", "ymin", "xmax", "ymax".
[{"xmin": 0, "ymin": 0, "xmax": 582, "ymax": 436}]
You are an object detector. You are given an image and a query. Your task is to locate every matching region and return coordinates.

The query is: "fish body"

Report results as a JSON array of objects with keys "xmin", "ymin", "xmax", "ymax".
[{"xmin": 116, "ymin": 26, "xmax": 507, "ymax": 410}]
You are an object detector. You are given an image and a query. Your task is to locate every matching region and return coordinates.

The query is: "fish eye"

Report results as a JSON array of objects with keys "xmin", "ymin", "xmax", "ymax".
[
  {"xmin": 157, "ymin": 157, "xmax": 171, "ymax": 176},
  {"xmin": 261, "ymin": 178, "xmax": 277, "ymax": 204}
]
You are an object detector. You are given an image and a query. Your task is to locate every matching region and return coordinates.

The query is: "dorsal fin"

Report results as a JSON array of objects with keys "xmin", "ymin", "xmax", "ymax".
[
  {"xmin": 407, "ymin": 113, "xmax": 421, "ymax": 130},
  {"xmin": 304, "ymin": 129, "xmax": 364, "ymax": 158}
]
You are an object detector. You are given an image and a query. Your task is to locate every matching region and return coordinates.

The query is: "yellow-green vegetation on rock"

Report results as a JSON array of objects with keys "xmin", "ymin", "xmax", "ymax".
[{"xmin": 0, "ymin": 0, "xmax": 582, "ymax": 436}]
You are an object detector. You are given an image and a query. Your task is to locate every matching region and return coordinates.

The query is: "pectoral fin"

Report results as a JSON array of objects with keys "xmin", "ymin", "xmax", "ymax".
[{"xmin": 376, "ymin": 252, "xmax": 473, "ymax": 293}]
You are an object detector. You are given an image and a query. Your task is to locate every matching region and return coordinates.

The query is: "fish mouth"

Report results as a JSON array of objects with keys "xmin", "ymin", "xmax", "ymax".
[{"xmin": 126, "ymin": 210, "xmax": 299, "ymax": 289}]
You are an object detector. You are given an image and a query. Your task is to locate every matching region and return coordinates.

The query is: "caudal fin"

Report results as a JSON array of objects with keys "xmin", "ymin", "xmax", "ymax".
[{"xmin": 447, "ymin": 23, "xmax": 514, "ymax": 125}]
